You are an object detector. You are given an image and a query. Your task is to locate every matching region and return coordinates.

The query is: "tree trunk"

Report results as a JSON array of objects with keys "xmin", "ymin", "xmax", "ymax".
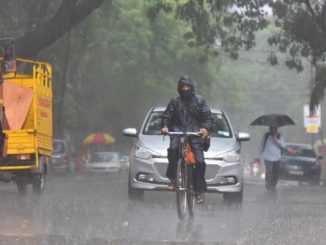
[{"xmin": 56, "ymin": 32, "xmax": 71, "ymax": 137}]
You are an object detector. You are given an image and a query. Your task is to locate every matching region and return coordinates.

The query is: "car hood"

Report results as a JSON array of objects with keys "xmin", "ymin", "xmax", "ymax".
[{"xmin": 138, "ymin": 135, "xmax": 239, "ymax": 157}]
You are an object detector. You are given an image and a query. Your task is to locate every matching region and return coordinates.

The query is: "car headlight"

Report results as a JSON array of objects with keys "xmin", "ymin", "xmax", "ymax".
[
  {"xmin": 223, "ymin": 151, "xmax": 240, "ymax": 163},
  {"xmin": 135, "ymin": 146, "xmax": 160, "ymax": 160}
]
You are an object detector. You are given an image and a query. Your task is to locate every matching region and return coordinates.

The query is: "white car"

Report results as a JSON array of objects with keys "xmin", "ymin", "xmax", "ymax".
[
  {"xmin": 85, "ymin": 152, "xmax": 121, "ymax": 173},
  {"xmin": 123, "ymin": 107, "xmax": 250, "ymax": 202}
]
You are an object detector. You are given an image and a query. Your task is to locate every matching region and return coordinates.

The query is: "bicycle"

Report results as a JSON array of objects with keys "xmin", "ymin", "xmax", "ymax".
[{"xmin": 168, "ymin": 131, "xmax": 201, "ymax": 220}]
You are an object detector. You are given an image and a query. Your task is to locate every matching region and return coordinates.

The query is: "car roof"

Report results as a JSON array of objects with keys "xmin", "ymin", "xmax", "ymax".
[{"xmin": 152, "ymin": 106, "xmax": 222, "ymax": 114}]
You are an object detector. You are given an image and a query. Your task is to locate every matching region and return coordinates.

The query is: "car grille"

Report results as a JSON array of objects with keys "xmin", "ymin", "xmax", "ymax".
[
  {"xmin": 153, "ymin": 162, "xmax": 221, "ymax": 180},
  {"xmin": 205, "ymin": 164, "xmax": 221, "ymax": 179},
  {"xmin": 153, "ymin": 162, "xmax": 168, "ymax": 178}
]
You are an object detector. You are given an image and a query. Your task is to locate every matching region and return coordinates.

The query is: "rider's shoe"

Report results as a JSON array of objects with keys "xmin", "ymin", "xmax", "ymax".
[
  {"xmin": 196, "ymin": 193, "xmax": 205, "ymax": 204},
  {"xmin": 167, "ymin": 179, "xmax": 176, "ymax": 190}
]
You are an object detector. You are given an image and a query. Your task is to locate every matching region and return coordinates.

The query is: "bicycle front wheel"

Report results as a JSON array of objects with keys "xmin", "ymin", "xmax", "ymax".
[
  {"xmin": 176, "ymin": 158, "xmax": 186, "ymax": 220},
  {"xmin": 186, "ymin": 165, "xmax": 195, "ymax": 218}
]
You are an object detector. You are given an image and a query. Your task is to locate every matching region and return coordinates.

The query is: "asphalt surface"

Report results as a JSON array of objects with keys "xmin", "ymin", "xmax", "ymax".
[{"xmin": 0, "ymin": 171, "xmax": 326, "ymax": 245}]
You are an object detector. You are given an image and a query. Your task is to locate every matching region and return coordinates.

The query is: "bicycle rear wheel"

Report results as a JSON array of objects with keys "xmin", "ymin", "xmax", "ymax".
[
  {"xmin": 186, "ymin": 165, "xmax": 195, "ymax": 218},
  {"xmin": 176, "ymin": 158, "xmax": 186, "ymax": 220}
]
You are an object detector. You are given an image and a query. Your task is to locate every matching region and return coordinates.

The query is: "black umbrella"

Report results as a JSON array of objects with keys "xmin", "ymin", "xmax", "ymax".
[{"xmin": 250, "ymin": 114, "xmax": 295, "ymax": 128}]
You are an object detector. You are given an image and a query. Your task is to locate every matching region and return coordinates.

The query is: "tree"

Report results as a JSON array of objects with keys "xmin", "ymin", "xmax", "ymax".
[
  {"xmin": 145, "ymin": 0, "xmax": 269, "ymax": 59},
  {"xmin": 146, "ymin": 0, "xmax": 326, "ymax": 110},
  {"xmin": 265, "ymin": 1, "xmax": 326, "ymax": 110}
]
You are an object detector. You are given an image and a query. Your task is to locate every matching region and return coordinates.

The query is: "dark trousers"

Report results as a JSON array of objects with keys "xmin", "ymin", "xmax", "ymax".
[
  {"xmin": 166, "ymin": 136, "xmax": 207, "ymax": 194},
  {"xmin": 264, "ymin": 160, "xmax": 280, "ymax": 189}
]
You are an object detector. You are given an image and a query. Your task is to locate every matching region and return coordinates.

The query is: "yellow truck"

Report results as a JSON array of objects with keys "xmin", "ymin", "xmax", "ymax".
[{"xmin": 0, "ymin": 53, "xmax": 53, "ymax": 194}]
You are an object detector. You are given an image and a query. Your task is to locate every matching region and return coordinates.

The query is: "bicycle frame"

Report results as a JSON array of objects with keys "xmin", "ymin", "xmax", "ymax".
[{"xmin": 168, "ymin": 131, "xmax": 201, "ymax": 220}]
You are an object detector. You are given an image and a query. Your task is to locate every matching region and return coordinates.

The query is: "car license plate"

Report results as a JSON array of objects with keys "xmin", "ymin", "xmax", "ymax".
[{"xmin": 288, "ymin": 170, "xmax": 304, "ymax": 175}]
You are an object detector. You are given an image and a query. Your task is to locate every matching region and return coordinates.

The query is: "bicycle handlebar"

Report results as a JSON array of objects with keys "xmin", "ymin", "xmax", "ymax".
[{"xmin": 167, "ymin": 131, "xmax": 202, "ymax": 137}]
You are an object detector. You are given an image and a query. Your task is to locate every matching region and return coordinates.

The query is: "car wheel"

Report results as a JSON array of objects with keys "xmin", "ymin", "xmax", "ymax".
[
  {"xmin": 128, "ymin": 178, "xmax": 144, "ymax": 201},
  {"xmin": 223, "ymin": 186, "xmax": 243, "ymax": 204}
]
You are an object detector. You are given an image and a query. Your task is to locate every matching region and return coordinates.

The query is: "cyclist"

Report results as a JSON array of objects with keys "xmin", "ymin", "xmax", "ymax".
[{"xmin": 161, "ymin": 75, "xmax": 212, "ymax": 204}]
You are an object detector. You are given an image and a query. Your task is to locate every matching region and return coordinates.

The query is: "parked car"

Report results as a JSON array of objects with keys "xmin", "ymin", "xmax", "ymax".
[
  {"xmin": 123, "ymin": 107, "xmax": 250, "ymax": 202},
  {"xmin": 279, "ymin": 143, "xmax": 322, "ymax": 185},
  {"xmin": 49, "ymin": 139, "xmax": 75, "ymax": 173},
  {"xmin": 84, "ymin": 152, "xmax": 121, "ymax": 173}
]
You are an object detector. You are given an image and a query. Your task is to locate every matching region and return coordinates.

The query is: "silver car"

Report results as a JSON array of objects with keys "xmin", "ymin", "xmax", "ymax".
[
  {"xmin": 49, "ymin": 139, "xmax": 75, "ymax": 173},
  {"xmin": 123, "ymin": 107, "xmax": 250, "ymax": 202},
  {"xmin": 84, "ymin": 152, "xmax": 122, "ymax": 173}
]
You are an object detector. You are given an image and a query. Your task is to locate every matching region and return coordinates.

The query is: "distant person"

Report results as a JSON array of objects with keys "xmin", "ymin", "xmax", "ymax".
[
  {"xmin": 161, "ymin": 75, "xmax": 212, "ymax": 204},
  {"xmin": 255, "ymin": 126, "xmax": 285, "ymax": 190}
]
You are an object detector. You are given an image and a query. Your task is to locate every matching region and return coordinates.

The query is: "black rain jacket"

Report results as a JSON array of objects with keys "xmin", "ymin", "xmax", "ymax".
[{"xmin": 162, "ymin": 84, "xmax": 212, "ymax": 133}]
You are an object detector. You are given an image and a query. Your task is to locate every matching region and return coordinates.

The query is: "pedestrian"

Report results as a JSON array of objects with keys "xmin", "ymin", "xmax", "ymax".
[
  {"xmin": 255, "ymin": 126, "xmax": 286, "ymax": 190},
  {"xmin": 161, "ymin": 75, "xmax": 212, "ymax": 204}
]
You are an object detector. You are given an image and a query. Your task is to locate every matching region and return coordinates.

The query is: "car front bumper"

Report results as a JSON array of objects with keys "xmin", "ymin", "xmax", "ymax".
[
  {"xmin": 279, "ymin": 164, "xmax": 321, "ymax": 181},
  {"xmin": 129, "ymin": 156, "xmax": 243, "ymax": 193}
]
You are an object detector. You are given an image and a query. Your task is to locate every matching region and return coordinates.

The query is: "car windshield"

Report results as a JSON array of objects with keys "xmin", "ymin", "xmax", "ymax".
[
  {"xmin": 210, "ymin": 113, "xmax": 232, "ymax": 138},
  {"xmin": 284, "ymin": 145, "xmax": 316, "ymax": 158},
  {"xmin": 89, "ymin": 153, "xmax": 119, "ymax": 162},
  {"xmin": 142, "ymin": 111, "xmax": 232, "ymax": 138},
  {"xmin": 53, "ymin": 141, "xmax": 65, "ymax": 153}
]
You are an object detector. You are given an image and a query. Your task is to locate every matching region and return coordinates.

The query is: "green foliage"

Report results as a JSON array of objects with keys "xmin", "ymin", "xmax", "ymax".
[
  {"xmin": 266, "ymin": 1, "xmax": 326, "ymax": 107},
  {"xmin": 146, "ymin": 0, "xmax": 326, "ymax": 109},
  {"xmin": 145, "ymin": 0, "xmax": 269, "ymax": 60},
  {"xmin": 43, "ymin": 0, "xmax": 235, "ymax": 142}
]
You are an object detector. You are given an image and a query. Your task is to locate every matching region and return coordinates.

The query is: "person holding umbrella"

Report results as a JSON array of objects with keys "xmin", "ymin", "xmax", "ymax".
[
  {"xmin": 254, "ymin": 126, "xmax": 285, "ymax": 190},
  {"xmin": 251, "ymin": 114, "xmax": 295, "ymax": 190}
]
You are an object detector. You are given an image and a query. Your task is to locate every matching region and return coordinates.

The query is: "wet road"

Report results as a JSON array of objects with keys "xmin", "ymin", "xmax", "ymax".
[{"xmin": 0, "ymin": 172, "xmax": 326, "ymax": 244}]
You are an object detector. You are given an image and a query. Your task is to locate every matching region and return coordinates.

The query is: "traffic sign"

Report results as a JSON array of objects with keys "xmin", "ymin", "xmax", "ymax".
[{"xmin": 304, "ymin": 105, "xmax": 321, "ymax": 133}]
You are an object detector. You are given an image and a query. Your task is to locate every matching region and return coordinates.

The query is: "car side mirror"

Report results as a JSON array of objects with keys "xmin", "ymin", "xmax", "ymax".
[
  {"xmin": 318, "ymin": 155, "xmax": 323, "ymax": 160},
  {"xmin": 123, "ymin": 128, "xmax": 138, "ymax": 137},
  {"xmin": 236, "ymin": 132, "xmax": 250, "ymax": 142}
]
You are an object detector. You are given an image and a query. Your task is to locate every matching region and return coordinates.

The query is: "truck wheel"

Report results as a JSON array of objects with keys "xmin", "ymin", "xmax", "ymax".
[
  {"xmin": 33, "ymin": 172, "xmax": 45, "ymax": 194},
  {"xmin": 17, "ymin": 181, "xmax": 27, "ymax": 195}
]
